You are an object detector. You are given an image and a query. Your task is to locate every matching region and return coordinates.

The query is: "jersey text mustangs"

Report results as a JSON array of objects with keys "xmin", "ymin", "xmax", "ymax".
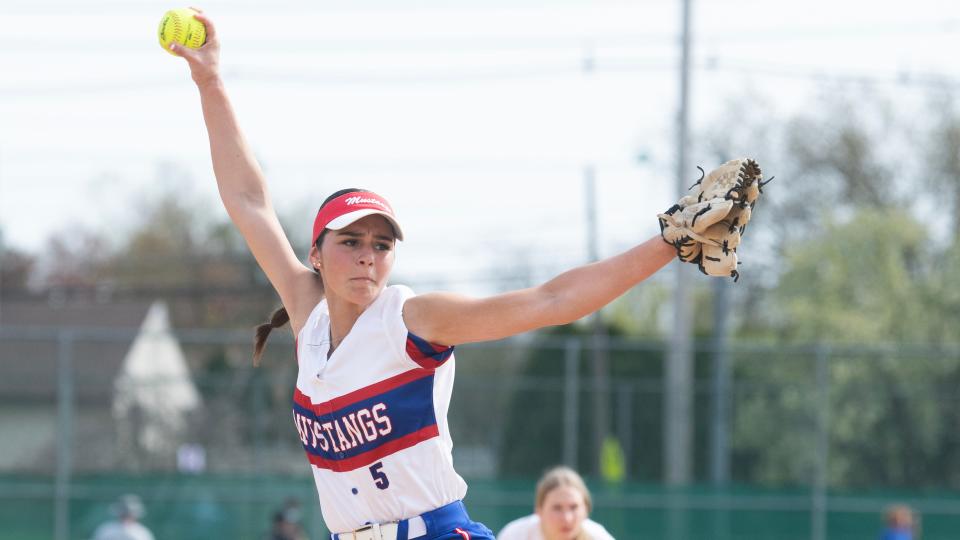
[{"xmin": 292, "ymin": 367, "xmax": 439, "ymax": 472}]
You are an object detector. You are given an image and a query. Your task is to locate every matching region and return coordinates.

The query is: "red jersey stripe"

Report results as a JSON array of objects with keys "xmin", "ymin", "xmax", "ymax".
[
  {"xmin": 294, "ymin": 367, "xmax": 433, "ymax": 413},
  {"xmin": 304, "ymin": 424, "xmax": 440, "ymax": 472}
]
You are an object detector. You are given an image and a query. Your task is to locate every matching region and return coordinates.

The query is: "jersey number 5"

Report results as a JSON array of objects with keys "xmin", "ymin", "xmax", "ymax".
[{"xmin": 369, "ymin": 462, "xmax": 390, "ymax": 490}]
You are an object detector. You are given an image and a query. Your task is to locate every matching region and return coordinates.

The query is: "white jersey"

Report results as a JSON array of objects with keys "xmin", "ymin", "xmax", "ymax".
[
  {"xmin": 497, "ymin": 514, "xmax": 616, "ymax": 540},
  {"xmin": 293, "ymin": 285, "xmax": 468, "ymax": 534},
  {"xmin": 89, "ymin": 521, "xmax": 155, "ymax": 540}
]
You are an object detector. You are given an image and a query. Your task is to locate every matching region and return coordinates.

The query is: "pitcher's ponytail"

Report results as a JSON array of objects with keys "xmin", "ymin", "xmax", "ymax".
[{"xmin": 253, "ymin": 307, "xmax": 290, "ymax": 367}]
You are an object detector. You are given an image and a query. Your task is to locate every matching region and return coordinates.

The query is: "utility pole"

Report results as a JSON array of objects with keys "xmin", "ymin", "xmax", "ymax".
[
  {"xmin": 665, "ymin": 2, "xmax": 695, "ymax": 538},
  {"xmin": 0, "ymin": 148, "xmax": 4, "ymax": 326},
  {"xmin": 585, "ymin": 165, "xmax": 610, "ymax": 475},
  {"xmin": 665, "ymin": 0, "xmax": 695, "ymax": 488},
  {"xmin": 710, "ymin": 278, "xmax": 732, "ymax": 540},
  {"xmin": 711, "ymin": 278, "xmax": 731, "ymax": 485}
]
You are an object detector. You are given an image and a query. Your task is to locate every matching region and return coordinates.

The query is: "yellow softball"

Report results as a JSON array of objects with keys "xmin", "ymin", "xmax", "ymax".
[{"xmin": 158, "ymin": 8, "xmax": 206, "ymax": 55}]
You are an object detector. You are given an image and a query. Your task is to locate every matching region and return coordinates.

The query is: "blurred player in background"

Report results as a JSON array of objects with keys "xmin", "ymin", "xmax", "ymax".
[
  {"xmin": 171, "ymin": 8, "xmax": 680, "ymax": 540},
  {"xmin": 880, "ymin": 504, "xmax": 918, "ymax": 540},
  {"xmin": 264, "ymin": 506, "xmax": 308, "ymax": 540},
  {"xmin": 89, "ymin": 494, "xmax": 155, "ymax": 540},
  {"xmin": 497, "ymin": 466, "xmax": 615, "ymax": 540}
]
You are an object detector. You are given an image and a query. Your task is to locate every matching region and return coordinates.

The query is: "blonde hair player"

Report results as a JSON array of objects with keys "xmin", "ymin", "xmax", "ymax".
[
  {"xmin": 497, "ymin": 467, "xmax": 614, "ymax": 540},
  {"xmin": 168, "ymin": 7, "xmax": 762, "ymax": 540}
]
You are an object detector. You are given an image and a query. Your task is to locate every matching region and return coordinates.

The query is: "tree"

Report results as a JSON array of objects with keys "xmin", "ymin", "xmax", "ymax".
[
  {"xmin": 732, "ymin": 208, "xmax": 960, "ymax": 488},
  {"xmin": 0, "ymin": 241, "xmax": 36, "ymax": 290},
  {"xmin": 923, "ymin": 93, "xmax": 960, "ymax": 239},
  {"xmin": 34, "ymin": 226, "xmax": 113, "ymax": 289},
  {"xmin": 695, "ymin": 88, "xmax": 960, "ymax": 489},
  {"xmin": 92, "ymin": 165, "xmax": 280, "ymax": 328},
  {"xmin": 774, "ymin": 209, "xmax": 931, "ymax": 343},
  {"xmin": 496, "ymin": 323, "xmax": 669, "ymax": 480}
]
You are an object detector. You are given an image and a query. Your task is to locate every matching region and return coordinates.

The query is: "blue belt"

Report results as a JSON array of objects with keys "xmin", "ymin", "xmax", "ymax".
[{"xmin": 332, "ymin": 500, "xmax": 470, "ymax": 540}]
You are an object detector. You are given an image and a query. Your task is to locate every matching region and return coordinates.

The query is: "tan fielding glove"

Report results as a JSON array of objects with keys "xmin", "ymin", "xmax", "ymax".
[{"xmin": 658, "ymin": 158, "xmax": 769, "ymax": 280}]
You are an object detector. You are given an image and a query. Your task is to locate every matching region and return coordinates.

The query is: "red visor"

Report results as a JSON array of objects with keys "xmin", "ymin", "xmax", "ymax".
[{"xmin": 311, "ymin": 191, "xmax": 404, "ymax": 246}]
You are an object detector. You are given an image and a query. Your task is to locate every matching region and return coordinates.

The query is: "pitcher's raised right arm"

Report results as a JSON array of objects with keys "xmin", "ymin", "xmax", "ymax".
[{"xmin": 171, "ymin": 10, "xmax": 321, "ymax": 332}]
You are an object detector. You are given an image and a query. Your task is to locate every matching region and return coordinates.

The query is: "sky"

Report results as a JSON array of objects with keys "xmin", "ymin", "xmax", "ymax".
[{"xmin": 1, "ymin": 0, "xmax": 958, "ymax": 293}]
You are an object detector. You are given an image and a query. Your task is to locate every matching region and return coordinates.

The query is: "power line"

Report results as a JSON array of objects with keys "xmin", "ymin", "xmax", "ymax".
[
  {"xmin": 2, "ymin": 57, "xmax": 957, "ymax": 98},
  {"xmin": 2, "ymin": 20, "xmax": 955, "ymax": 55},
  {"xmin": 0, "ymin": 0, "xmax": 647, "ymax": 15},
  {"xmin": 701, "ymin": 58, "xmax": 960, "ymax": 90},
  {"xmin": 0, "ymin": 151, "xmax": 652, "ymax": 174},
  {"xmin": 4, "ymin": 35, "xmax": 664, "ymax": 54}
]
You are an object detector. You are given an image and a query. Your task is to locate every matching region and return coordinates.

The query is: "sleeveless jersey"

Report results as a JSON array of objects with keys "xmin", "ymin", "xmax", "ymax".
[
  {"xmin": 292, "ymin": 284, "xmax": 468, "ymax": 534},
  {"xmin": 497, "ymin": 514, "xmax": 616, "ymax": 540}
]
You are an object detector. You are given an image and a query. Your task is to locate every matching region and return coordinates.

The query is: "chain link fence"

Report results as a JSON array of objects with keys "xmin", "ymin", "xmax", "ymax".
[{"xmin": 2, "ymin": 325, "xmax": 960, "ymax": 539}]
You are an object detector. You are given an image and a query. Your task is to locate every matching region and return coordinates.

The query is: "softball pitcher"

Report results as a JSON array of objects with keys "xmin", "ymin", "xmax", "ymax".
[{"xmin": 170, "ymin": 8, "xmax": 764, "ymax": 540}]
